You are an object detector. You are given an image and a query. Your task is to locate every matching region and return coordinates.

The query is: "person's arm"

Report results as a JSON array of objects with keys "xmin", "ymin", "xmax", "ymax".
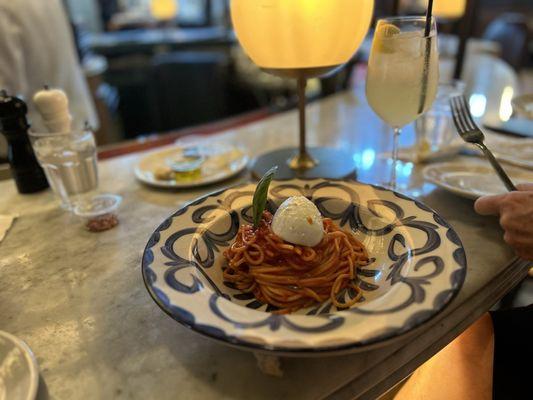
[
  {"xmin": 0, "ymin": 7, "xmax": 28, "ymax": 96},
  {"xmin": 475, "ymin": 183, "xmax": 533, "ymax": 261},
  {"xmin": 394, "ymin": 313, "xmax": 494, "ymax": 400}
]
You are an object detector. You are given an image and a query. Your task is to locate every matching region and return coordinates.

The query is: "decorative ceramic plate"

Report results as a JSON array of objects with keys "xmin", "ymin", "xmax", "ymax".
[
  {"xmin": 424, "ymin": 161, "xmax": 533, "ymax": 200},
  {"xmin": 134, "ymin": 144, "xmax": 249, "ymax": 189},
  {"xmin": 142, "ymin": 179, "xmax": 466, "ymax": 355},
  {"xmin": 0, "ymin": 331, "xmax": 39, "ymax": 400}
]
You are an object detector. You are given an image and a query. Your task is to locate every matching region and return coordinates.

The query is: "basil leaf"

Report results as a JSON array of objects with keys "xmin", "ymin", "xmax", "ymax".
[{"xmin": 252, "ymin": 166, "xmax": 278, "ymax": 228}]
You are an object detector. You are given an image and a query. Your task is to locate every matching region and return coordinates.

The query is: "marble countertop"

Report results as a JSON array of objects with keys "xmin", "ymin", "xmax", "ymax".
[{"xmin": 0, "ymin": 91, "xmax": 529, "ymax": 400}]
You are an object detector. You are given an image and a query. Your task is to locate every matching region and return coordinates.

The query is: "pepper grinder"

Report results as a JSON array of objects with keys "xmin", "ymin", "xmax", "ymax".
[{"xmin": 0, "ymin": 90, "xmax": 49, "ymax": 193}]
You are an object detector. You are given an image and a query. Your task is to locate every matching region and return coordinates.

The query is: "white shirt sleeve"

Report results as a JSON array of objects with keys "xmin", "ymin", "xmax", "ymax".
[
  {"xmin": 0, "ymin": 7, "xmax": 28, "ymax": 97},
  {"xmin": 0, "ymin": 0, "xmax": 100, "ymax": 133}
]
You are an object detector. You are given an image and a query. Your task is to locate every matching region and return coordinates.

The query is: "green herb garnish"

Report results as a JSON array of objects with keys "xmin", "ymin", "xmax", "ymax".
[{"xmin": 252, "ymin": 166, "xmax": 278, "ymax": 228}]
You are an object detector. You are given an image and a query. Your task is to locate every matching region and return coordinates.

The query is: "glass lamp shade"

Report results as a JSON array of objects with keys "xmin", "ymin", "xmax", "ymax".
[
  {"xmin": 231, "ymin": 0, "xmax": 374, "ymax": 76},
  {"xmin": 150, "ymin": 0, "xmax": 179, "ymax": 21},
  {"xmin": 433, "ymin": 0, "xmax": 467, "ymax": 19}
]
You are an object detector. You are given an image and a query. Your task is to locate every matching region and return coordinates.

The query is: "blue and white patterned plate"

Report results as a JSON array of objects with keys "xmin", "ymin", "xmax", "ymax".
[{"xmin": 142, "ymin": 179, "xmax": 466, "ymax": 355}]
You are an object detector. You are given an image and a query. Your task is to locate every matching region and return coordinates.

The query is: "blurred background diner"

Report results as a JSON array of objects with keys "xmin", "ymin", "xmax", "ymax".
[{"xmin": 1, "ymin": 0, "xmax": 531, "ymax": 165}]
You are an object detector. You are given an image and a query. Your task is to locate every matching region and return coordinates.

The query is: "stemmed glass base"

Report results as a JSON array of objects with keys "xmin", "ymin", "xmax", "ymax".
[
  {"xmin": 385, "ymin": 127, "xmax": 402, "ymax": 191},
  {"xmin": 381, "ymin": 126, "xmax": 428, "ymax": 197},
  {"xmin": 381, "ymin": 125, "xmax": 434, "ymax": 198}
]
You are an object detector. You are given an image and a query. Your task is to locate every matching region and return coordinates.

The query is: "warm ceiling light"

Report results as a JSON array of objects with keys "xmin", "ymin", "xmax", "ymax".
[
  {"xmin": 231, "ymin": 0, "xmax": 374, "ymax": 70},
  {"xmin": 433, "ymin": 0, "xmax": 467, "ymax": 19},
  {"xmin": 150, "ymin": 0, "xmax": 179, "ymax": 21}
]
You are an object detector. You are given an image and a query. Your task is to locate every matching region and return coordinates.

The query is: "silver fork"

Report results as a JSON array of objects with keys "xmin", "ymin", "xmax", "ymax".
[{"xmin": 450, "ymin": 95, "xmax": 517, "ymax": 192}]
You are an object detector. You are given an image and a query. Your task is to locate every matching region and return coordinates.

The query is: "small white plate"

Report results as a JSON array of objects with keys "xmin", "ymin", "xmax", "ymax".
[
  {"xmin": 0, "ymin": 331, "xmax": 39, "ymax": 400},
  {"xmin": 424, "ymin": 161, "xmax": 533, "ymax": 200},
  {"xmin": 135, "ymin": 144, "xmax": 249, "ymax": 189}
]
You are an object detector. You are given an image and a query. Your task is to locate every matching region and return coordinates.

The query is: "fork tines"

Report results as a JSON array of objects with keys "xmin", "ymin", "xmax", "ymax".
[{"xmin": 450, "ymin": 95, "xmax": 485, "ymax": 142}]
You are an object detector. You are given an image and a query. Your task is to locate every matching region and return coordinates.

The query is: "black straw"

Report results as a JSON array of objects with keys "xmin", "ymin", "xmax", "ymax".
[
  {"xmin": 424, "ymin": 0, "xmax": 434, "ymax": 37},
  {"xmin": 418, "ymin": 0, "xmax": 434, "ymax": 114}
]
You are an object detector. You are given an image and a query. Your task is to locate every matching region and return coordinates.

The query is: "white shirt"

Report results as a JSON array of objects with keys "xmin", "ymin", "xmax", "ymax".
[{"xmin": 0, "ymin": 0, "xmax": 98, "ymax": 134}]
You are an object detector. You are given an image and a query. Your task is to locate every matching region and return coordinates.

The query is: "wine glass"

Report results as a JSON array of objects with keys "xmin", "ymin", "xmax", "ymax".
[{"xmin": 366, "ymin": 16, "xmax": 439, "ymax": 190}]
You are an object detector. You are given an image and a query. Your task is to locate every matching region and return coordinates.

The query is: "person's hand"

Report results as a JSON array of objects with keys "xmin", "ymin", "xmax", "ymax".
[{"xmin": 475, "ymin": 184, "xmax": 533, "ymax": 261}]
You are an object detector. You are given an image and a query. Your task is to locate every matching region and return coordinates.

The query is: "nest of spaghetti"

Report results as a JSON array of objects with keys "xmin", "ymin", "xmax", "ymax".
[{"xmin": 223, "ymin": 211, "xmax": 371, "ymax": 314}]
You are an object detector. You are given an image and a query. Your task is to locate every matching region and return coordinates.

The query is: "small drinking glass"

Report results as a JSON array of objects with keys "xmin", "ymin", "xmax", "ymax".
[
  {"xmin": 415, "ymin": 80, "xmax": 466, "ymax": 159},
  {"xmin": 366, "ymin": 16, "xmax": 440, "ymax": 190},
  {"xmin": 29, "ymin": 128, "xmax": 98, "ymax": 210}
]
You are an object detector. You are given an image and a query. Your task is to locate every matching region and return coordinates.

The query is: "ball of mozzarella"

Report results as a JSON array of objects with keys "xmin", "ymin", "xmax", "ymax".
[{"xmin": 272, "ymin": 196, "xmax": 324, "ymax": 247}]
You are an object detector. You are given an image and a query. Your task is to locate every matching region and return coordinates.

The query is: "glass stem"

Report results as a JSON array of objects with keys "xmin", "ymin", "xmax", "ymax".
[{"xmin": 390, "ymin": 127, "xmax": 401, "ymax": 190}]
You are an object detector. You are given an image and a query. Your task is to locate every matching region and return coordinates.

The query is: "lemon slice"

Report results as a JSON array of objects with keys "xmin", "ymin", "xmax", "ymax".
[
  {"xmin": 373, "ymin": 23, "xmax": 401, "ymax": 53},
  {"xmin": 378, "ymin": 23, "xmax": 401, "ymax": 38}
]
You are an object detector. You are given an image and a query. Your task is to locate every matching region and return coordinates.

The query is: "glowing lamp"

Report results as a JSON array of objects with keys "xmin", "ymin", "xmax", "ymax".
[
  {"xmin": 150, "ymin": 0, "xmax": 179, "ymax": 21},
  {"xmin": 232, "ymin": 0, "xmax": 373, "ymax": 75},
  {"xmin": 434, "ymin": 0, "xmax": 466, "ymax": 19},
  {"xmin": 231, "ymin": 0, "xmax": 374, "ymax": 176}
]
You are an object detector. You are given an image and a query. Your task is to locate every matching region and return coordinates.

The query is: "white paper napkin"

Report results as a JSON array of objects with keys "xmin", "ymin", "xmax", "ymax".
[
  {"xmin": 379, "ymin": 143, "xmax": 463, "ymax": 164},
  {"xmin": 0, "ymin": 215, "xmax": 15, "ymax": 243}
]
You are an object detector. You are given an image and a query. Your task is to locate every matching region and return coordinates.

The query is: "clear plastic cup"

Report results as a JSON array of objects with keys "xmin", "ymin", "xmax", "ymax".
[{"xmin": 73, "ymin": 194, "xmax": 122, "ymax": 232}]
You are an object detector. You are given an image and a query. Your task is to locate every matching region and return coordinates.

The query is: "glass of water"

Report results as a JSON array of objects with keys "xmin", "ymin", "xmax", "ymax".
[
  {"xmin": 29, "ymin": 128, "xmax": 98, "ymax": 210},
  {"xmin": 415, "ymin": 80, "xmax": 466, "ymax": 158}
]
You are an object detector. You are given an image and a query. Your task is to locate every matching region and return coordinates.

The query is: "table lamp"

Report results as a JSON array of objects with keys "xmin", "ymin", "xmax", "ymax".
[
  {"xmin": 150, "ymin": 0, "xmax": 179, "ymax": 21},
  {"xmin": 231, "ymin": 0, "xmax": 374, "ymax": 179}
]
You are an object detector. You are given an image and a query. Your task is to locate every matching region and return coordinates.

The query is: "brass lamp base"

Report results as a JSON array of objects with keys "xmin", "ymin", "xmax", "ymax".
[
  {"xmin": 287, "ymin": 151, "xmax": 319, "ymax": 170},
  {"xmin": 251, "ymin": 147, "xmax": 357, "ymax": 180}
]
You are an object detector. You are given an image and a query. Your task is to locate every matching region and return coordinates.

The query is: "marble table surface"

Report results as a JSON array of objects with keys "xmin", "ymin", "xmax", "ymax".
[{"xmin": 0, "ymin": 91, "xmax": 529, "ymax": 400}]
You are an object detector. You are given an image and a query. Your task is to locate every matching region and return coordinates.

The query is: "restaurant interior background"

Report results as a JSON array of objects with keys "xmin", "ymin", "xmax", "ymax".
[
  {"xmin": 51, "ymin": 0, "xmax": 532, "ymax": 309},
  {"xmin": 1, "ymin": 1, "xmax": 533, "ymax": 398},
  {"xmin": 6, "ymin": 0, "xmax": 533, "ymax": 303},
  {"xmin": 0, "ymin": 0, "xmax": 531, "ymax": 159},
  {"xmin": 0, "ymin": 0, "xmax": 532, "ymax": 280}
]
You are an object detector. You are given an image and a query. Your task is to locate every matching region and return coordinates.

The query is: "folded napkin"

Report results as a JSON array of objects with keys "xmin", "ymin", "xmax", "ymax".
[
  {"xmin": 482, "ymin": 132, "xmax": 533, "ymax": 170},
  {"xmin": 380, "ymin": 143, "xmax": 463, "ymax": 164},
  {"xmin": 387, "ymin": 131, "xmax": 533, "ymax": 168},
  {"xmin": 0, "ymin": 215, "xmax": 16, "ymax": 243}
]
